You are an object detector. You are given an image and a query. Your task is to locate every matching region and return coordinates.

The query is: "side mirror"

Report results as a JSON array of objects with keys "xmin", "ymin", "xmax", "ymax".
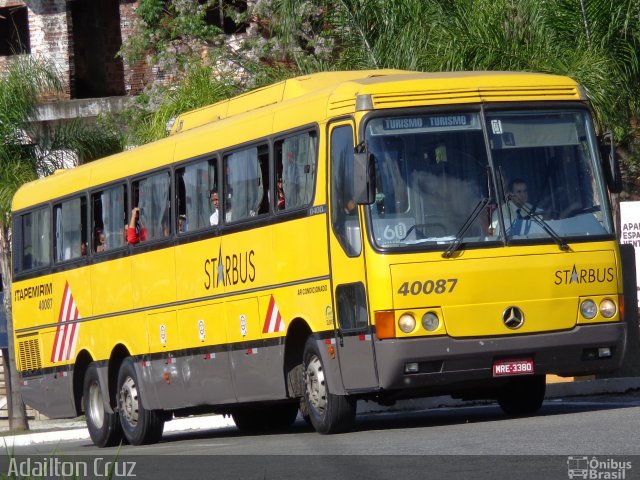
[
  {"xmin": 353, "ymin": 152, "xmax": 376, "ymax": 204},
  {"xmin": 599, "ymin": 132, "xmax": 622, "ymax": 194}
]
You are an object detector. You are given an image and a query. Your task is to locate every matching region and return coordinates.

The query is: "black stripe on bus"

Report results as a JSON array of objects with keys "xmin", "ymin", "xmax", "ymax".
[{"xmin": 18, "ymin": 330, "xmax": 340, "ymax": 379}]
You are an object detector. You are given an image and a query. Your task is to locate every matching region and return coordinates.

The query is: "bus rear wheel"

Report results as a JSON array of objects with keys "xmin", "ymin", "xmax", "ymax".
[
  {"xmin": 117, "ymin": 357, "xmax": 165, "ymax": 445},
  {"xmin": 303, "ymin": 337, "xmax": 355, "ymax": 434},
  {"xmin": 83, "ymin": 362, "xmax": 122, "ymax": 447},
  {"xmin": 497, "ymin": 375, "xmax": 546, "ymax": 415}
]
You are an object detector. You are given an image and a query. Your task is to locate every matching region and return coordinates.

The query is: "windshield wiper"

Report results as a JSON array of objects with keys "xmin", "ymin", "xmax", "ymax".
[
  {"xmin": 507, "ymin": 194, "xmax": 570, "ymax": 251},
  {"xmin": 442, "ymin": 197, "xmax": 490, "ymax": 258}
]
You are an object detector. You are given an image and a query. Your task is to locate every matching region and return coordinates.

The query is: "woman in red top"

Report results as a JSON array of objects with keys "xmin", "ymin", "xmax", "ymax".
[{"xmin": 127, "ymin": 207, "xmax": 147, "ymax": 244}]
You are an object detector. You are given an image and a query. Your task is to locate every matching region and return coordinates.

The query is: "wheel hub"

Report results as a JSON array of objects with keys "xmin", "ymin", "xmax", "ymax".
[
  {"xmin": 118, "ymin": 376, "xmax": 139, "ymax": 427},
  {"xmin": 88, "ymin": 382, "xmax": 104, "ymax": 429},
  {"xmin": 305, "ymin": 354, "xmax": 327, "ymax": 414}
]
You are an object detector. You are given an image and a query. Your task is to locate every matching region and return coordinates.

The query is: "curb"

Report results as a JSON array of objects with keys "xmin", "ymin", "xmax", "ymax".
[
  {"xmin": 1, "ymin": 377, "xmax": 638, "ymax": 447},
  {"xmin": 1, "ymin": 415, "xmax": 237, "ymax": 448}
]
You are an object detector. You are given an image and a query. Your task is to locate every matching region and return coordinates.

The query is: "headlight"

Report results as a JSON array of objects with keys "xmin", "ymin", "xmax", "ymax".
[
  {"xmin": 599, "ymin": 299, "xmax": 616, "ymax": 318},
  {"xmin": 398, "ymin": 313, "xmax": 416, "ymax": 333},
  {"xmin": 580, "ymin": 299, "xmax": 597, "ymax": 319},
  {"xmin": 421, "ymin": 312, "xmax": 440, "ymax": 332}
]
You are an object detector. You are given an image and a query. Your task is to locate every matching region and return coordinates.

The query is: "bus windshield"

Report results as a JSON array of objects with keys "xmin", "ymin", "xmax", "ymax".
[{"xmin": 364, "ymin": 109, "xmax": 613, "ymax": 249}]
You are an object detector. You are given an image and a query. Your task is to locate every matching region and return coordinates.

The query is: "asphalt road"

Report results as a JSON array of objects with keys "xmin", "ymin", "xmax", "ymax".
[{"xmin": 4, "ymin": 393, "xmax": 640, "ymax": 480}]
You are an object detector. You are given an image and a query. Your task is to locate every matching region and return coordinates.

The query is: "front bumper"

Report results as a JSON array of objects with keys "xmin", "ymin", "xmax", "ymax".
[{"xmin": 374, "ymin": 322, "xmax": 626, "ymax": 393}]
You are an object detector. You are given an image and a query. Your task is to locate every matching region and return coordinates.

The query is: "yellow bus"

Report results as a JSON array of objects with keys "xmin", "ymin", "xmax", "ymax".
[{"xmin": 11, "ymin": 70, "xmax": 626, "ymax": 447}]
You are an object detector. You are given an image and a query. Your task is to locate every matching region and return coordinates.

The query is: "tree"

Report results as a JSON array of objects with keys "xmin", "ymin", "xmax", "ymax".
[
  {"xmin": 0, "ymin": 56, "xmax": 124, "ymax": 431},
  {"xmin": 117, "ymin": 1, "xmax": 639, "ymax": 193},
  {"xmin": 268, "ymin": 0, "xmax": 640, "ymax": 192},
  {"xmin": 120, "ymin": 64, "xmax": 239, "ymax": 144}
]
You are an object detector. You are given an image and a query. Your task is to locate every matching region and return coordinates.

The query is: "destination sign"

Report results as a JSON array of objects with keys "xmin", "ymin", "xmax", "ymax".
[{"xmin": 368, "ymin": 113, "xmax": 480, "ymax": 135}]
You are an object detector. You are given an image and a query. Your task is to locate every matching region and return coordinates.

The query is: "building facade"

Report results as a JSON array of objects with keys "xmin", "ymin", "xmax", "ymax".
[{"xmin": 0, "ymin": 0, "xmax": 251, "ymax": 134}]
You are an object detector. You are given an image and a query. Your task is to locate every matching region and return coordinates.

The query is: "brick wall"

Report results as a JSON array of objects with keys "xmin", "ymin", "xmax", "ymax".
[
  {"xmin": 0, "ymin": 0, "xmax": 72, "ymax": 100},
  {"xmin": 119, "ymin": 0, "xmax": 149, "ymax": 95}
]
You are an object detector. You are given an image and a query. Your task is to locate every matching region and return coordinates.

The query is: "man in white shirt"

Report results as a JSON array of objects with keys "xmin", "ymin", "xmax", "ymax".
[
  {"xmin": 210, "ymin": 190, "xmax": 219, "ymax": 225},
  {"xmin": 492, "ymin": 179, "xmax": 536, "ymax": 234}
]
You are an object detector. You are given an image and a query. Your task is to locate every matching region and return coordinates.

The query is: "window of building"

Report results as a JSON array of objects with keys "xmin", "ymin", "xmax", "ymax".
[
  {"xmin": 0, "ymin": 5, "xmax": 30, "ymax": 56},
  {"xmin": 203, "ymin": 0, "xmax": 248, "ymax": 34}
]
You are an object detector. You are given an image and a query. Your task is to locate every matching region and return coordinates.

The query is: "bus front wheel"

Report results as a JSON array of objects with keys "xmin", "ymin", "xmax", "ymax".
[
  {"xmin": 117, "ymin": 357, "xmax": 165, "ymax": 445},
  {"xmin": 497, "ymin": 375, "xmax": 546, "ymax": 415},
  {"xmin": 303, "ymin": 337, "xmax": 355, "ymax": 434},
  {"xmin": 83, "ymin": 362, "xmax": 122, "ymax": 447}
]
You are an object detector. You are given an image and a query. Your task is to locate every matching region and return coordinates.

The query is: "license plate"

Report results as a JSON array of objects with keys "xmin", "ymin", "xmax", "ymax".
[{"xmin": 493, "ymin": 358, "xmax": 534, "ymax": 376}]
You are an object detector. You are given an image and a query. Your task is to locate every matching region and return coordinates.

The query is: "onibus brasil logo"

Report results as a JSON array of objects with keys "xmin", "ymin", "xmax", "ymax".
[{"xmin": 567, "ymin": 456, "xmax": 632, "ymax": 479}]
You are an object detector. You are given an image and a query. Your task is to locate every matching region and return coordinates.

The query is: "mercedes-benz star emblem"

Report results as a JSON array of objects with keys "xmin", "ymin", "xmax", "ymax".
[{"xmin": 502, "ymin": 306, "xmax": 525, "ymax": 329}]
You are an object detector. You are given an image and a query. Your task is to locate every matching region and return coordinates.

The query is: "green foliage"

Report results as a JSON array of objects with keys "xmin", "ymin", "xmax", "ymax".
[
  {"xmin": 120, "ymin": 0, "xmax": 223, "ymax": 66},
  {"xmin": 120, "ymin": 64, "xmax": 238, "ymax": 144},
  {"xmin": 0, "ymin": 57, "xmax": 125, "ymax": 219},
  {"xmin": 136, "ymin": 0, "xmax": 166, "ymax": 26},
  {"xmin": 119, "ymin": 0, "xmax": 640, "ymax": 191},
  {"xmin": 268, "ymin": 0, "xmax": 640, "ymax": 150}
]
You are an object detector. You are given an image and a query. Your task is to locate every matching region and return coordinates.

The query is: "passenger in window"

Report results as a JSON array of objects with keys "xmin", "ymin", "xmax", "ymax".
[
  {"xmin": 209, "ymin": 189, "xmax": 219, "ymax": 225},
  {"xmin": 127, "ymin": 207, "xmax": 147, "ymax": 244},
  {"xmin": 225, "ymin": 198, "xmax": 233, "ymax": 222},
  {"xmin": 178, "ymin": 214, "xmax": 187, "ymax": 233},
  {"xmin": 161, "ymin": 214, "xmax": 171, "ymax": 237},
  {"xmin": 81, "ymin": 242, "xmax": 87, "ymax": 256},
  {"xmin": 344, "ymin": 199, "xmax": 357, "ymax": 215},
  {"xmin": 374, "ymin": 186, "xmax": 385, "ymax": 215},
  {"xmin": 96, "ymin": 229, "xmax": 106, "ymax": 252},
  {"xmin": 277, "ymin": 178, "xmax": 285, "ymax": 210}
]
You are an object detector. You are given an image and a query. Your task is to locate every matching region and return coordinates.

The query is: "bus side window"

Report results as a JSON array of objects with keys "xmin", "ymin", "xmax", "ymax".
[
  {"xmin": 92, "ymin": 185, "xmax": 127, "ymax": 252},
  {"xmin": 176, "ymin": 158, "xmax": 217, "ymax": 232},
  {"xmin": 336, "ymin": 283, "xmax": 368, "ymax": 330},
  {"xmin": 54, "ymin": 196, "xmax": 87, "ymax": 262},
  {"xmin": 275, "ymin": 131, "xmax": 318, "ymax": 211},
  {"xmin": 21, "ymin": 207, "xmax": 51, "ymax": 270},
  {"xmin": 224, "ymin": 144, "xmax": 269, "ymax": 222},
  {"xmin": 131, "ymin": 172, "xmax": 171, "ymax": 241},
  {"xmin": 330, "ymin": 124, "xmax": 361, "ymax": 257}
]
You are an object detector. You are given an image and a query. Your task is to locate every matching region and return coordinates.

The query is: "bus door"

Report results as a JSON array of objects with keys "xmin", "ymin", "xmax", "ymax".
[{"xmin": 328, "ymin": 122, "xmax": 378, "ymax": 391}]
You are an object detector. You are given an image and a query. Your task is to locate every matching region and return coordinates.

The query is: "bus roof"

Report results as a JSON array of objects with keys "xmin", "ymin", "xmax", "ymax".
[{"xmin": 12, "ymin": 70, "xmax": 583, "ymax": 212}]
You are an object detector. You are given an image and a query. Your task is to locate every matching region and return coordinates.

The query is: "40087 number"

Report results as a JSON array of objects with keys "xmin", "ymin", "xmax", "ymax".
[
  {"xmin": 397, "ymin": 278, "xmax": 458, "ymax": 296},
  {"xmin": 38, "ymin": 298, "xmax": 53, "ymax": 310}
]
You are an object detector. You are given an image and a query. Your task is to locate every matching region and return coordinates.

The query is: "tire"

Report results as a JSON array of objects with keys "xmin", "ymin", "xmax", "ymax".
[
  {"xmin": 497, "ymin": 375, "xmax": 546, "ymax": 415},
  {"xmin": 117, "ymin": 357, "xmax": 165, "ymax": 445},
  {"xmin": 303, "ymin": 337, "xmax": 356, "ymax": 434},
  {"xmin": 232, "ymin": 402, "xmax": 299, "ymax": 433},
  {"xmin": 83, "ymin": 362, "xmax": 122, "ymax": 448},
  {"xmin": 299, "ymin": 397, "xmax": 312, "ymax": 426}
]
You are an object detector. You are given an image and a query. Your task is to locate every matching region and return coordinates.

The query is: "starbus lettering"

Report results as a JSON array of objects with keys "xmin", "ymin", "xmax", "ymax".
[
  {"xmin": 204, "ymin": 249, "xmax": 255, "ymax": 290},
  {"xmin": 13, "ymin": 282, "xmax": 53, "ymax": 302},
  {"xmin": 554, "ymin": 265, "xmax": 615, "ymax": 285}
]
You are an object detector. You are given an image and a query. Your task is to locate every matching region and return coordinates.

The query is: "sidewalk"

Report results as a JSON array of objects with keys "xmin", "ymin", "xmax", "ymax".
[{"xmin": 1, "ymin": 377, "xmax": 639, "ymax": 447}]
